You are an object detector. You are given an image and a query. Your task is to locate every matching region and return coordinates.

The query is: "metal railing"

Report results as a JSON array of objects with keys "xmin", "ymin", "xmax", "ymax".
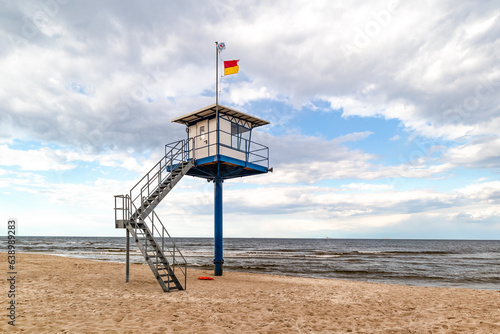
[
  {"xmin": 172, "ymin": 129, "xmax": 269, "ymax": 169},
  {"xmin": 247, "ymin": 140, "xmax": 269, "ymax": 168},
  {"xmin": 114, "ymin": 197, "xmax": 187, "ymax": 290},
  {"xmin": 114, "ymin": 194, "xmax": 129, "ymax": 227},
  {"xmin": 132, "ymin": 208, "xmax": 187, "ymax": 291},
  {"xmin": 114, "ymin": 141, "xmax": 190, "ymax": 291},
  {"xmin": 130, "ymin": 140, "xmax": 189, "ymax": 215},
  {"xmin": 118, "ymin": 191, "xmax": 187, "ymax": 291}
]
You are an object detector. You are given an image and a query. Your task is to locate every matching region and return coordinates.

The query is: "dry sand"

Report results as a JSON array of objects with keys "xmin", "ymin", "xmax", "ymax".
[{"xmin": 1, "ymin": 253, "xmax": 499, "ymax": 333}]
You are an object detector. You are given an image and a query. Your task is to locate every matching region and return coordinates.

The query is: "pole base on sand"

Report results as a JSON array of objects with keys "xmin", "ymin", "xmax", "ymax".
[{"xmin": 214, "ymin": 259, "xmax": 224, "ymax": 276}]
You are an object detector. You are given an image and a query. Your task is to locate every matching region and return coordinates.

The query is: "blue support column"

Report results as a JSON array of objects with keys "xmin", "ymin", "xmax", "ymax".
[{"xmin": 214, "ymin": 176, "xmax": 224, "ymax": 276}]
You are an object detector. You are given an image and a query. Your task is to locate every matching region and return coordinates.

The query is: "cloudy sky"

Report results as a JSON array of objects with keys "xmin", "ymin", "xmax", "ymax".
[{"xmin": 1, "ymin": 0, "xmax": 499, "ymax": 238}]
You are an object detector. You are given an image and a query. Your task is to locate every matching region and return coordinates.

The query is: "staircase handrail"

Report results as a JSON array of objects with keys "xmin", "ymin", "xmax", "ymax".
[
  {"xmin": 116, "ymin": 139, "xmax": 191, "ymax": 291},
  {"xmin": 148, "ymin": 210, "xmax": 187, "ymax": 288},
  {"xmin": 126, "ymin": 197, "xmax": 187, "ymax": 290},
  {"xmin": 129, "ymin": 140, "xmax": 188, "ymax": 212}
]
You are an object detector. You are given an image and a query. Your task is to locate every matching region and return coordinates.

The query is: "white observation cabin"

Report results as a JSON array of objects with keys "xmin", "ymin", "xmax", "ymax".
[{"xmin": 171, "ymin": 103, "xmax": 271, "ymax": 179}]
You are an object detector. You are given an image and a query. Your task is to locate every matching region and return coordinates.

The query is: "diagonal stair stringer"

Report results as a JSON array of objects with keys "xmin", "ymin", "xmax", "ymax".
[
  {"xmin": 135, "ymin": 160, "xmax": 194, "ymax": 221},
  {"xmin": 126, "ymin": 217, "xmax": 184, "ymax": 292},
  {"xmin": 115, "ymin": 139, "xmax": 193, "ymax": 292}
]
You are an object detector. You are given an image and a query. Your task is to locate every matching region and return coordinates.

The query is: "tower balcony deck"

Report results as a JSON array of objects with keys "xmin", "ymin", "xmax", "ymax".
[{"xmin": 165, "ymin": 130, "xmax": 269, "ymax": 180}]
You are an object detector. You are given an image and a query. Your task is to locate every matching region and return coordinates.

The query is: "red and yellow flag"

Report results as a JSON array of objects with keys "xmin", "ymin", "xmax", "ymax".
[{"xmin": 224, "ymin": 60, "xmax": 239, "ymax": 76}]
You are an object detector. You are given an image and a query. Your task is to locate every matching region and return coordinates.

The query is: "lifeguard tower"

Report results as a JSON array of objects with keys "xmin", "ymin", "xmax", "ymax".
[{"xmin": 114, "ymin": 103, "xmax": 270, "ymax": 292}]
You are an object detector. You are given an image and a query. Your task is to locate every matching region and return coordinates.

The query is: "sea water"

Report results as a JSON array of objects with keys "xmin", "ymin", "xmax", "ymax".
[{"xmin": 7, "ymin": 237, "xmax": 500, "ymax": 290}]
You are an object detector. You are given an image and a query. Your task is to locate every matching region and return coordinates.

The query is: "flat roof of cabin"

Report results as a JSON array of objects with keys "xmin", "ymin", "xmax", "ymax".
[{"xmin": 171, "ymin": 103, "xmax": 270, "ymax": 127}]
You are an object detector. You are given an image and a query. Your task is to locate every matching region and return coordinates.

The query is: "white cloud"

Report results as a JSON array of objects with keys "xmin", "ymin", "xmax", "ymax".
[
  {"xmin": 252, "ymin": 159, "xmax": 454, "ymax": 185},
  {"xmin": 191, "ymin": 180, "xmax": 499, "ymax": 236},
  {"xmin": 228, "ymin": 82, "xmax": 276, "ymax": 105},
  {"xmin": 1, "ymin": 1, "xmax": 499, "ymax": 150},
  {"xmin": 1, "ymin": 1, "xmax": 499, "ymax": 237},
  {"xmin": 0, "ymin": 144, "xmax": 74, "ymax": 171},
  {"xmin": 390, "ymin": 135, "xmax": 400, "ymax": 141},
  {"xmin": 341, "ymin": 183, "xmax": 394, "ymax": 191},
  {"xmin": 334, "ymin": 131, "xmax": 373, "ymax": 143},
  {"xmin": 444, "ymin": 136, "xmax": 500, "ymax": 169}
]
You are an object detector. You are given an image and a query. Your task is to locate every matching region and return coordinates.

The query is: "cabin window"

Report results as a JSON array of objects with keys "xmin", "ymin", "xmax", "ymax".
[
  {"xmin": 231, "ymin": 123, "xmax": 250, "ymax": 151},
  {"xmin": 200, "ymin": 126, "xmax": 205, "ymax": 140}
]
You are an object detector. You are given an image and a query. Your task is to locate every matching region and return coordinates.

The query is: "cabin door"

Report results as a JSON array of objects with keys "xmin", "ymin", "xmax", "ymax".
[{"xmin": 196, "ymin": 119, "xmax": 209, "ymax": 159}]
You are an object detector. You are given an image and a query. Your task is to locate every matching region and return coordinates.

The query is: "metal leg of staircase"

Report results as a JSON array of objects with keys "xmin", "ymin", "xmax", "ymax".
[{"xmin": 126, "ymin": 228, "xmax": 130, "ymax": 283}]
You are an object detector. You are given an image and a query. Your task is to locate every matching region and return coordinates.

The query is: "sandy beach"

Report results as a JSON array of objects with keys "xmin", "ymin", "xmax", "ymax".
[{"xmin": 2, "ymin": 253, "xmax": 499, "ymax": 333}]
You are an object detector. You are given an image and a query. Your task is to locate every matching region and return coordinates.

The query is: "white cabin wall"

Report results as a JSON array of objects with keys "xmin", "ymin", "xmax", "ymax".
[
  {"xmin": 188, "ymin": 120, "xmax": 211, "ymax": 159},
  {"xmin": 208, "ymin": 118, "xmax": 217, "ymax": 156},
  {"xmin": 219, "ymin": 118, "xmax": 232, "ymax": 147},
  {"xmin": 188, "ymin": 124, "xmax": 196, "ymax": 159},
  {"xmin": 220, "ymin": 146, "xmax": 246, "ymax": 160}
]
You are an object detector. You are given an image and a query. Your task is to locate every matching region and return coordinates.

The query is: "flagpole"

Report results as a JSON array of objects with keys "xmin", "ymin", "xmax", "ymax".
[
  {"xmin": 215, "ymin": 41, "xmax": 220, "ymax": 157},
  {"xmin": 214, "ymin": 41, "xmax": 223, "ymax": 276},
  {"xmin": 215, "ymin": 41, "xmax": 219, "ymax": 109}
]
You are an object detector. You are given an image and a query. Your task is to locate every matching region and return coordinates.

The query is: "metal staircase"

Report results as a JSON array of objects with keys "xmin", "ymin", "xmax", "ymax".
[{"xmin": 114, "ymin": 140, "xmax": 193, "ymax": 292}]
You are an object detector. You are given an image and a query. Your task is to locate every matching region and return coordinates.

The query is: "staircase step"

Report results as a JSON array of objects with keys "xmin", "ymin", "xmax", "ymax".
[
  {"xmin": 166, "ymin": 286, "xmax": 179, "ymax": 290},
  {"xmin": 156, "ymin": 266, "xmax": 170, "ymax": 271},
  {"xmin": 122, "ymin": 147, "xmax": 191, "ymax": 292},
  {"xmin": 153, "ymin": 262, "xmax": 168, "ymax": 266},
  {"xmin": 164, "ymin": 280, "xmax": 177, "ymax": 285}
]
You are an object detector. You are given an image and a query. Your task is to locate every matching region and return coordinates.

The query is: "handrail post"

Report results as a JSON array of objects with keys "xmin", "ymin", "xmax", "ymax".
[
  {"xmin": 126, "ymin": 228, "xmax": 130, "ymax": 283},
  {"xmin": 147, "ymin": 174, "xmax": 150, "ymax": 200},
  {"xmin": 159, "ymin": 160, "xmax": 162, "ymax": 187}
]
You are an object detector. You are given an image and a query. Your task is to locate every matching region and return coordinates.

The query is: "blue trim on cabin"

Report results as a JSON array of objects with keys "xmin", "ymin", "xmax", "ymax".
[
  {"xmin": 219, "ymin": 155, "xmax": 268, "ymax": 173},
  {"xmin": 166, "ymin": 154, "xmax": 268, "ymax": 180},
  {"xmin": 186, "ymin": 154, "xmax": 268, "ymax": 180},
  {"xmin": 194, "ymin": 154, "xmax": 268, "ymax": 173}
]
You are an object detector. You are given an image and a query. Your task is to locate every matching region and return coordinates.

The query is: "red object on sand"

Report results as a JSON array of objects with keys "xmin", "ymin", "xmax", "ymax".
[{"xmin": 198, "ymin": 276, "xmax": 214, "ymax": 280}]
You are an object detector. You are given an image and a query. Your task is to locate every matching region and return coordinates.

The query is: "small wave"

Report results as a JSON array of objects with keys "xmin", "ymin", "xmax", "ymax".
[
  {"xmin": 314, "ymin": 251, "xmax": 346, "ymax": 256},
  {"xmin": 385, "ymin": 250, "xmax": 454, "ymax": 255},
  {"xmin": 308, "ymin": 254, "xmax": 341, "ymax": 258},
  {"xmin": 257, "ymin": 249, "xmax": 299, "ymax": 253},
  {"xmin": 229, "ymin": 265, "xmax": 273, "ymax": 272},
  {"xmin": 107, "ymin": 249, "xmax": 126, "ymax": 253},
  {"xmin": 180, "ymin": 243, "xmax": 211, "ymax": 247}
]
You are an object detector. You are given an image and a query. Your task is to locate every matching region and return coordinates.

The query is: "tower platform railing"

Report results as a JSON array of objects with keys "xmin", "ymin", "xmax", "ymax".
[{"xmin": 165, "ymin": 129, "xmax": 269, "ymax": 170}]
